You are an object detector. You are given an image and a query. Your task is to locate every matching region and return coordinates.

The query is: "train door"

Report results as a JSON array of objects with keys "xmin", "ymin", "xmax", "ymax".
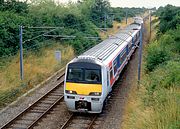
[{"xmin": 106, "ymin": 70, "xmax": 111, "ymax": 93}]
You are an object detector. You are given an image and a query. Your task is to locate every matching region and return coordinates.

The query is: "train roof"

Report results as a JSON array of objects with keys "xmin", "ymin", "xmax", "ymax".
[{"xmin": 78, "ymin": 23, "xmax": 141, "ymax": 63}]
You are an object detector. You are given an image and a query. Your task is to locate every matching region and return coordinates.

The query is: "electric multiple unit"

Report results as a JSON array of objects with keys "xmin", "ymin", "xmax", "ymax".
[{"xmin": 64, "ymin": 17, "xmax": 143, "ymax": 113}]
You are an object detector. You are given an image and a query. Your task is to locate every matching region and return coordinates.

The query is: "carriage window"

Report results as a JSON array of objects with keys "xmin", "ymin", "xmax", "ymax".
[
  {"xmin": 133, "ymin": 36, "xmax": 136, "ymax": 43},
  {"xmin": 120, "ymin": 50, "xmax": 127, "ymax": 63},
  {"xmin": 67, "ymin": 68, "xmax": 83, "ymax": 81},
  {"xmin": 113, "ymin": 59, "xmax": 118, "ymax": 75},
  {"xmin": 110, "ymin": 67, "xmax": 113, "ymax": 79},
  {"xmin": 85, "ymin": 69, "xmax": 101, "ymax": 82},
  {"xmin": 128, "ymin": 42, "xmax": 132, "ymax": 50}
]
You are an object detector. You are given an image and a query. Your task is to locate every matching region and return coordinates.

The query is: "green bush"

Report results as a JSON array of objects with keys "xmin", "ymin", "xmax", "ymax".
[
  {"xmin": 146, "ymin": 41, "xmax": 170, "ymax": 72},
  {"xmin": 69, "ymin": 33, "xmax": 97, "ymax": 55},
  {"xmin": 149, "ymin": 61, "xmax": 180, "ymax": 89},
  {"xmin": 166, "ymin": 29, "xmax": 180, "ymax": 54},
  {"xmin": 0, "ymin": 11, "xmax": 31, "ymax": 57},
  {"xmin": 156, "ymin": 5, "xmax": 180, "ymax": 33},
  {"xmin": 144, "ymin": 61, "xmax": 180, "ymax": 105}
]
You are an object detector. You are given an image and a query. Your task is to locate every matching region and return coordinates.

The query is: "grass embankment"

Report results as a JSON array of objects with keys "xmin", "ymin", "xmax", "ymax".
[
  {"xmin": 0, "ymin": 42, "xmax": 74, "ymax": 108},
  {"xmin": 121, "ymin": 17, "xmax": 180, "ymax": 129}
]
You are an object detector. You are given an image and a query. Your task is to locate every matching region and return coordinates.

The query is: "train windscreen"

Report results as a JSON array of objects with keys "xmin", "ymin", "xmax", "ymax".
[
  {"xmin": 67, "ymin": 68, "xmax": 83, "ymax": 81},
  {"xmin": 67, "ymin": 68, "xmax": 101, "ymax": 84},
  {"xmin": 85, "ymin": 69, "xmax": 101, "ymax": 82}
]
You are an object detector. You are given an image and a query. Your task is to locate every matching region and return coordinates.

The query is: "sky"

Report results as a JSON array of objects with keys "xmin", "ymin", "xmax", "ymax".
[{"xmin": 60, "ymin": 0, "xmax": 180, "ymax": 8}]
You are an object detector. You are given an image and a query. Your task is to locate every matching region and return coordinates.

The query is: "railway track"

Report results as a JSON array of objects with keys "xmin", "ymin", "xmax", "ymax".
[
  {"xmin": 1, "ymin": 74, "xmax": 65, "ymax": 129},
  {"xmin": 60, "ymin": 113, "xmax": 97, "ymax": 129}
]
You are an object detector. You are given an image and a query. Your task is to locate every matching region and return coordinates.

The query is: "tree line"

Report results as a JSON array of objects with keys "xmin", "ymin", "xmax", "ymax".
[{"xmin": 0, "ymin": 0, "xmax": 145, "ymax": 59}]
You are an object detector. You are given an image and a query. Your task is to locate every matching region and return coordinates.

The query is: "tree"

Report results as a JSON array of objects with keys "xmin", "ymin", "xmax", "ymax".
[
  {"xmin": 90, "ymin": 0, "xmax": 111, "ymax": 27},
  {"xmin": 158, "ymin": 5, "xmax": 180, "ymax": 33},
  {"xmin": 0, "ymin": 0, "xmax": 28, "ymax": 14}
]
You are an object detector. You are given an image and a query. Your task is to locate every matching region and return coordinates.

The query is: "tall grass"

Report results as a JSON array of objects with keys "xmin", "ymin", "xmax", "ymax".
[
  {"xmin": 0, "ymin": 41, "xmax": 74, "ymax": 108},
  {"xmin": 122, "ymin": 85, "xmax": 179, "ymax": 129},
  {"xmin": 152, "ymin": 88, "xmax": 179, "ymax": 129}
]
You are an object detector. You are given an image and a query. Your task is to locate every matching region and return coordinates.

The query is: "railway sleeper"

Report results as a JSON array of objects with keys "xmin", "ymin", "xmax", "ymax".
[
  {"xmin": 40, "ymin": 100, "xmax": 56, "ymax": 104},
  {"xmin": 10, "ymin": 123, "xmax": 28, "ymax": 129},
  {"xmin": 24, "ymin": 112, "xmax": 40, "ymax": 118},
  {"xmin": 49, "ymin": 93, "xmax": 61, "ymax": 96},
  {"xmin": 20, "ymin": 114, "xmax": 37, "ymax": 120},
  {"xmin": 35, "ymin": 103, "xmax": 52, "ymax": 107},
  {"xmin": 18, "ymin": 118, "xmax": 35, "ymax": 122},
  {"xmin": 14, "ymin": 119, "xmax": 32, "ymax": 125},
  {"xmin": 9, "ymin": 127, "xmax": 26, "ymax": 129},
  {"xmin": 44, "ymin": 97, "xmax": 58, "ymax": 101},
  {"xmin": 33, "ymin": 106, "xmax": 49, "ymax": 110},
  {"xmin": 29, "ymin": 109, "xmax": 46, "ymax": 113},
  {"xmin": 46, "ymin": 95, "xmax": 60, "ymax": 99},
  {"xmin": 51, "ymin": 91, "xmax": 62, "ymax": 94},
  {"xmin": 70, "ymin": 123, "xmax": 89, "ymax": 128}
]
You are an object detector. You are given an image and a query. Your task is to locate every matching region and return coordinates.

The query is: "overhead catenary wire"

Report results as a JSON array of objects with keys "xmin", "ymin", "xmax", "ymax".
[
  {"xmin": 21, "ymin": 16, "xmax": 105, "ymax": 44},
  {"xmin": 22, "ymin": 28, "xmax": 60, "ymax": 44}
]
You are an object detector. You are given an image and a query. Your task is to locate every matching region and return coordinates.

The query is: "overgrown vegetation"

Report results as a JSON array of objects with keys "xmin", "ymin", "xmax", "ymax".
[
  {"xmin": 144, "ymin": 6, "xmax": 180, "ymax": 128},
  {"xmin": 156, "ymin": 4, "xmax": 180, "ymax": 34},
  {"xmin": 122, "ymin": 5, "xmax": 180, "ymax": 129}
]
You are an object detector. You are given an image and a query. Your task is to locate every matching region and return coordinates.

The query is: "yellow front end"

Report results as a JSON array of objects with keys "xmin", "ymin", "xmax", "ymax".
[
  {"xmin": 66, "ymin": 82, "xmax": 102, "ymax": 95},
  {"xmin": 64, "ymin": 82, "xmax": 103, "ymax": 113}
]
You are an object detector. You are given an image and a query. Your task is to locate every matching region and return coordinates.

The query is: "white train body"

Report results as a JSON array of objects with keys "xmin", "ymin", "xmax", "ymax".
[{"xmin": 64, "ymin": 19, "xmax": 143, "ymax": 113}]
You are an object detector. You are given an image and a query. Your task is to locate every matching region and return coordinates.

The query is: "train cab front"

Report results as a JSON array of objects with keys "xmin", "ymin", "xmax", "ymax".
[{"xmin": 64, "ymin": 61, "xmax": 103, "ymax": 113}]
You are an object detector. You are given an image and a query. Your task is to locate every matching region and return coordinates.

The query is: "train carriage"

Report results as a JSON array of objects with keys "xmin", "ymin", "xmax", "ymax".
[{"xmin": 64, "ymin": 17, "xmax": 143, "ymax": 113}]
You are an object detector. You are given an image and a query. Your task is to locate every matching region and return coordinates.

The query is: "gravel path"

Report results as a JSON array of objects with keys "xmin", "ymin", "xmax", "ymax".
[{"xmin": 0, "ymin": 68, "xmax": 65, "ymax": 127}]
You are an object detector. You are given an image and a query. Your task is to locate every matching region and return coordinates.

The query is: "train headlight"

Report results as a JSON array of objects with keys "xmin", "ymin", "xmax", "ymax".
[
  {"xmin": 65, "ymin": 90, "xmax": 77, "ymax": 94},
  {"xmin": 89, "ymin": 92, "xmax": 101, "ymax": 96}
]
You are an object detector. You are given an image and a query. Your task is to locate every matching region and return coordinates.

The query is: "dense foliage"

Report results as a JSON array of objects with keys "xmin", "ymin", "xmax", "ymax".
[
  {"xmin": 156, "ymin": 4, "xmax": 180, "ymax": 33},
  {"xmin": 0, "ymin": 0, "xmax": 28, "ymax": 13},
  {"xmin": 143, "ymin": 5, "xmax": 180, "ymax": 128},
  {"xmin": 146, "ymin": 5, "xmax": 180, "ymax": 72},
  {"xmin": 0, "ymin": 0, "xmax": 144, "ymax": 59},
  {"xmin": 0, "ymin": 0, "xmax": 97, "ymax": 57}
]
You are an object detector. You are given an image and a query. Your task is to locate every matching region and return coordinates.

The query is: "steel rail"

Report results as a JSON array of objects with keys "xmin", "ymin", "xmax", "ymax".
[
  {"xmin": 60, "ymin": 114, "xmax": 74, "ymax": 129},
  {"xmin": 87, "ymin": 115, "xmax": 98, "ymax": 129},
  {"xmin": 27, "ymin": 96, "xmax": 64, "ymax": 129},
  {"xmin": 60, "ymin": 114, "xmax": 98, "ymax": 129}
]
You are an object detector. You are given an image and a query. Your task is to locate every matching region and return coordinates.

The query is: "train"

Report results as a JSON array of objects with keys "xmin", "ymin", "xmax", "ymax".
[{"xmin": 64, "ymin": 17, "xmax": 143, "ymax": 113}]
